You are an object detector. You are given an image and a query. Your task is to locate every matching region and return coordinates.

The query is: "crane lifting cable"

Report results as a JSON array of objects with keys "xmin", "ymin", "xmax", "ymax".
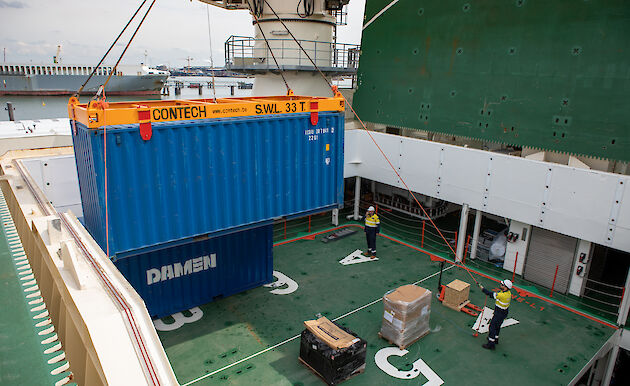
[
  {"xmin": 78, "ymin": 0, "xmax": 157, "ymax": 258},
  {"xmin": 262, "ymin": 0, "xmax": 482, "ymax": 287},
  {"xmin": 246, "ymin": 0, "xmax": 292, "ymax": 93},
  {"xmin": 101, "ymin": 0, "xmax": 158, "ymax": 95},
  {"xmin": 262, "ymin": 0, "xmax": 334, "ymax": 94},
  {"xmin": 205, "ymin": 4, "xmax": 218, "ymax": 101},
  {"xmin": 74, "ymin": 0, "xmax": 150, "ymax": 99}
]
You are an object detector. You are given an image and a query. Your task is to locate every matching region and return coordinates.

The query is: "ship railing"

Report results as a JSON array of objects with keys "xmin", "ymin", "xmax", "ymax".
[
  {"xmin": 332, "ymin": 5, "xmax": 349, "ymax": 26},
  {"xmin": 225, "ymin": 35, "xmax": 360, "ymax": 74}
]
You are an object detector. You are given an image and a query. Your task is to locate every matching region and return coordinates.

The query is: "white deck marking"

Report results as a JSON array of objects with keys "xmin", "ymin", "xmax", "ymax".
[
  {"xmin": 472, "ymin": 306, "xmax": 519, "ymax": 334},
  {"xmin": 375, "ymin": 347, "xmax": 444, "ymax": 384},
  {"xmin": 263, "ymin": 271, "xmax": 299, "ymax": 295},
  {"xmin": 153, "ymin": 307, "xmax": 203, "ymax": 332},
  {"xmin": 181, "ymin": 265, "xmax": 455, "ymax": 386},
  {"xmin": 339, "ymin": 249, "xmax": 379, "ymax": 265}
]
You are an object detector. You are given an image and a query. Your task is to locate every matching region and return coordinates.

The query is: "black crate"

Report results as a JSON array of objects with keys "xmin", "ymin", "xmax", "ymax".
[{"xmin": 299, "ymin": 324, "xmax": 367, "ymax": 385}]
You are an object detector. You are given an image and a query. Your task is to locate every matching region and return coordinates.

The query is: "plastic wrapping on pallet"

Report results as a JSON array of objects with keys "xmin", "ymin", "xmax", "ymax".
[
  {"xmin": 299, "ymin": 319, "xmax": 366, "ymax": 385},
  {"xmin": 380, "ymin": 284, "xmax": 431, "ymax": 348}
]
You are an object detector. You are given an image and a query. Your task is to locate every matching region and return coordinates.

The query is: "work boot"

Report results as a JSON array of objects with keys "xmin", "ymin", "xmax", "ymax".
[
  {"xmin": 362, "ymin": 251, "xmax": 371, "ymax": 257},
  {"xmin": 482, "ymin": 343, "xmax": 495, "ymax": 350},
  {"xmin": 495, "ymin": 338, "xmax": 499, "ymax": 345},
  {"xmin": 371, "ymin": 254, "xmax": 377, "ymax": 260}
]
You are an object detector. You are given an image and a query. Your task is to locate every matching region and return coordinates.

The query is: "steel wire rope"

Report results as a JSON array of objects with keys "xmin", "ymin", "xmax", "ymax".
[
  {"xmin": 377, "ymin": 212, "xmax": 456, "ymax": 237},
  {"xmin": 357, "ymin": 199, "xmax": 458, "ymax": 236},
  {"xmin": 375, "ymin": 207, "xmax": 445, "ymax": 227},
  {"xmin": 205, "ymin": 4, "xmax": 218, "ymax": 101},
  {"xmin": 262, "ymin": 0, "xmax": 334, "ymax": 91},
  {"xmin": 92, "ymin": 0, "xmax": 156, "ymax": 261},
  {"xmin": 74, "ymin": 0, "xmax": 149, "ymax": 98},
  {"xmin": 584, "ymin": 278, "xmax": 626, "ymax": 290},
  {"xmin": 262, "ymin": 0, "xmax": 483, "ymax": 286},
  {"xmin": 246, "ymin": 0, "xmax": 291, "ymax": 93},
  {"xmin": 102, "ymin": 0, "xmax": 158, "ymax": 92},
  {"xmin": 371, "ymin": 213, "xmax": 459, "ymax": 244},
  {"xmin": 297, "ymin": 0, "xmax": 314, "ymax": 18},
  {"xmin": 580, "ymin": 294, "xmax": 622, "ymax": 309},
  {"xmin": 582, "ymin": 286, "xmax": 624, "ymax": 299},
  {"xmin": 466, "ymin": 257, "xmax": 621, "ymax": 317},
  {"xmin": 576, "ymin": 300, "xmax": 620, "ymax": 316}
]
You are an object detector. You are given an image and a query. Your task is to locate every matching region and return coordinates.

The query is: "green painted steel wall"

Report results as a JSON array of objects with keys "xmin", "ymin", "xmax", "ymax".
[{"xmin": 354, "ymin": 0, "xmax": 630, "ymax": 161}]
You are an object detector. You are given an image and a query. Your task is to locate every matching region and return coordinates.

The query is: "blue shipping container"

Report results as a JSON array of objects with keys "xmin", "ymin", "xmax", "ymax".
[
  {"xmin": 72, "ymin": 111, "xmax": 344, "ymax": 258},
  {"xmin": 114, "ymin": 224, "xmax": 273, "ymax": 318}
]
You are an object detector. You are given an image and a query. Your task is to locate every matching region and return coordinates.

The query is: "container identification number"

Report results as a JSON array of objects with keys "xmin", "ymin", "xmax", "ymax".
[{"xmin": 305, "ymin": 127, "xmax": 330, "ymax": 141}]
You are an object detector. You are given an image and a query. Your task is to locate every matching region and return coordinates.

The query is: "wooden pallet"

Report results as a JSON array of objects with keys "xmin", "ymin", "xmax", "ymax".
[
  {"xmin": 377, "ymin": 329, "xmax": 430, "ymax": 350},
  {"xmin": 444, "ymin": 299, "xmax": 470, "ymax": 312},
  {"xmin": 298, "ymin": 357, "xmax": 365, "ymax": 385}
]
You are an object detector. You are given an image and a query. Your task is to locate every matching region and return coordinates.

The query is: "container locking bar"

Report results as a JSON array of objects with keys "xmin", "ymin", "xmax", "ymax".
[
  {"xmin": 136, "ymin": 105, "xmax": 152, "ymax": 140},
  {"xmin": 310, "ymin": 101, "xmax": 319, "ymax": 125}
]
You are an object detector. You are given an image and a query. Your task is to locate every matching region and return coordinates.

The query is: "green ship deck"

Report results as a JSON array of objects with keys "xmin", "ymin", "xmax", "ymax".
[
  {"xmin": 156, "ymin": 224, "xmax": 615, "ymax": 386},
  {"xmin": 0, "ymin": 191, "xmax": 72, "ymax": 385}
]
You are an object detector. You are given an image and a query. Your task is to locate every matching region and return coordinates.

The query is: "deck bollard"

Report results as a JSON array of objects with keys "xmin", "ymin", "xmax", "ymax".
[{"xmin": 5, "ymin": 102, "xmax": 15, "ymax": 121}]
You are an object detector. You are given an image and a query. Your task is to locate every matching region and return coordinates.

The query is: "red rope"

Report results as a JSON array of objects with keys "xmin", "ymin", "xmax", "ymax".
[
  {"xmin": 341, "ymin": 95, "xmax": 481, "ymax": 286},
  {"xmin": 474, "ymin": 295, "xmax": 488, "ymax": 337},
  {"xmin": 97, "ymin": 97, "xmax": 110, "ymax": 258},
  {"xmin": 259, "ymin": 0, "xmax": 482, "ymax": 285},
  {"xmin": 104, "ymin": 111, "xmax": 109, "ymax": 257}
]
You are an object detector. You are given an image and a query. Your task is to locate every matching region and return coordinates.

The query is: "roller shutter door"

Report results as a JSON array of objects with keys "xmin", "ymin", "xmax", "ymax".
[{"xmin": 523, "ymin": 227, "xmax": 577, "ymax": 294}]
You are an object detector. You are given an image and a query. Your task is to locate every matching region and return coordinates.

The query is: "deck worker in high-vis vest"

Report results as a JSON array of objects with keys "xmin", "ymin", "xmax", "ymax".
[
  {"xmin": 479, "ymin": 279, "xmax": 513, "ymax": 350},
  {"xmin": 363, "ymin": 206, "xmax": 380, "ymax": 258}
]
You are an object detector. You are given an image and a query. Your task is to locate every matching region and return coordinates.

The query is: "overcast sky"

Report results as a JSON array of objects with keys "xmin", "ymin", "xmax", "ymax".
[{"xmin": 0, "ymin": 0, "xmax": 366, "ymax": 68}]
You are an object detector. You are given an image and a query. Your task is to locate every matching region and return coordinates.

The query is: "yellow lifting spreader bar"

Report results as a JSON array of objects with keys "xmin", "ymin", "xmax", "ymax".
[{"xmin": 68, "ymin": 91, "xmax": 345, "ymax": 129}]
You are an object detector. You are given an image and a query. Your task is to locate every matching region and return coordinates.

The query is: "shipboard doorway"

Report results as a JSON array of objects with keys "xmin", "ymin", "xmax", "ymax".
[
  {"xmin": 523, "ymin": 227, "xmax": 577, "ymax": 294},
  {"xmin": 583, "ymin": 244, "xmax": 630, "ymax": 321}
]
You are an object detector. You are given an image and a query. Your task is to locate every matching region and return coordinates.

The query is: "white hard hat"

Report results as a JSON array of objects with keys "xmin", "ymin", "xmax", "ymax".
[
  {"xmin": 501, "ymin": 279, "xmax": 513, "ymax": 289},
  {"xmin": 367, "ymin": 206, "xmax": 375, "ymax": 212}
]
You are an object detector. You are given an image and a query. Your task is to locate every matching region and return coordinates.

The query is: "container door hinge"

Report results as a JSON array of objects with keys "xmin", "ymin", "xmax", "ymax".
[
  {"xmin": 310, "ymin": 101, "xmax": 319, "ymax": 126},
  {"xmin": 137, "ymin": 106, "xmax": 152, "ymax": 140}
]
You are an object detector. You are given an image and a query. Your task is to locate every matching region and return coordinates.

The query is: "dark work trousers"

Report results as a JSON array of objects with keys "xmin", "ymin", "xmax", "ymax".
[
  {"xmin": 488, "ymin": 307, "xmax": 508, "ymax": 346},
  {"xmin": 365, "ymin": 227, "xmax": 377, "ymax": 254}
]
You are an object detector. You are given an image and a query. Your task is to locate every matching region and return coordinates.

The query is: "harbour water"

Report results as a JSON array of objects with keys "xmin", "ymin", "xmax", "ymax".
[
  {"xmin": 1, "ymin": 75, "xmax": 353, "ymax": 121},
  {"xmin": 0, "ymin": 76, "xmax": 253, "ymax": 121}
]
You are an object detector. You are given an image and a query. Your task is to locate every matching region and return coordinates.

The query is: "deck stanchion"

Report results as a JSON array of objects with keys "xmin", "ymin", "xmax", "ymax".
[
  {"xmin": 512, "ymin": 252, "xmax": 519, "ymax": 282},
  {"xmin": 284, "ymin": 219, "xmax": 287, "ymax": 239},
  {"xmin": 550, "ymin": 265, "xmax": 559, "ymax": 297},
  {"xmin": 463, "ymin": 235, "xmax": 471, "ymax": 264},
  {"xmin": 421, "ymin": 220, "xmax": 425, "ymax": 248},
  {"xmin": 308, "ymin": 215, "xmax": 311, "ymax": 233},
  {"xmin": 454, "ymin": 231, "xmax": 458, "ymax": 255}
]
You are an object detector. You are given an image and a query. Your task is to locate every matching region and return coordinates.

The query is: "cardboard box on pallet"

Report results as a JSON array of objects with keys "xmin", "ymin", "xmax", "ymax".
[
  {"xmin": 380, "ymin": 285, "xmax": 431, "ymax": 348},
  {"xmin": 443, "ymin": 279, "xmax": 470, "ymax": 311},
  {"xmin": 299, "ymin": 317, "xmax": 367, "ymax": 385}
]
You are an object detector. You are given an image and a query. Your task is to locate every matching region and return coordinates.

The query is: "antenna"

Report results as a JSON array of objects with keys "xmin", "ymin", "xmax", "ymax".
[
  {"xmin": 54, "ymin": 44, "xmax": 62, "ymax": 64},
  {"xmin": 185, "ymin": 56, "xmax": 193, "ymax": 69}
]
